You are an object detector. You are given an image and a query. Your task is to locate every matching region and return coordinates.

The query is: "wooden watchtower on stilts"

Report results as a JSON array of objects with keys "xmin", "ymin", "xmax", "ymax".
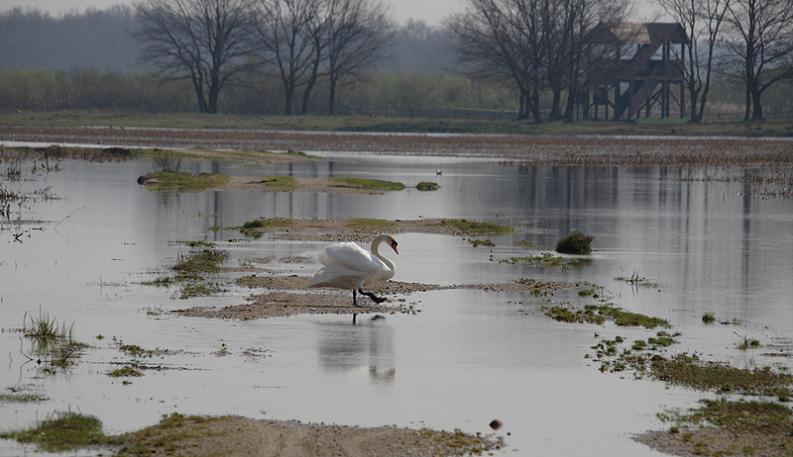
[{"xmin": 584, "ymin": 22, "xmax": 689, "ymax": 121}]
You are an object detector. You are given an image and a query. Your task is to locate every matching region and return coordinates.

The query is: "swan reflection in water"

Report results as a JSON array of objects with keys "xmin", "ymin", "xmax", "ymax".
[{"xmin": 317, "ymin": 316, "xmax": 396, "ymax": 384}]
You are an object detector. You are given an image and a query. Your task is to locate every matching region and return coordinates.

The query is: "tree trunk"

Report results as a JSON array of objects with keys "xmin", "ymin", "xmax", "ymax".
[
  {"xmin": 530, "ymin": 89, "xmax": 543, "ymax": 124},
  {"xmin": 688, "ymin": 82, "xmax": 699, "ymax": 123},
  {"xmin": 518, "ymin": 87, "xmax": 527, "ymax": 120},
  {"xmin": 328, "ymin": 77, "xmax": 338, "ymax": 115},
  {"xmin": 284, "ymin": 82, "xmax": 294, "ymax": 116},
  {"xmin": 743, "ymin": 85, "xmax": 751, "ymax": 121},
  {"xmin": 564, "ymin": 86, "xmax": 576, "ymax": 123},
  {"xmin": 192, "ymin": 78, "xmax": 208, "ymax": 113},
  {"xmin": 549, "ymin": 87, "xmax": 562, "ymax": 121},
  {"xmin": 208, "ymin": 77, "xmax": 220, "ymax": 114},
  {"xmin": 750, "ymin": 87, "xmax": 763, "ymax": 121}
]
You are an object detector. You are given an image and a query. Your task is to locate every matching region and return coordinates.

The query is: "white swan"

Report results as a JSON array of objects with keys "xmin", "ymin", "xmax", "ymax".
[{"xmin": 310, "ymin": 234, "xmax": 399, "ymax": 306}]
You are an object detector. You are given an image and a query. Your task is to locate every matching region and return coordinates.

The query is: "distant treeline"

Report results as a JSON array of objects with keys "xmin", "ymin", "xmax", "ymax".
[
  {"xmin": 0, "ymin": 68, "xmax": 517, "ymax": 115},
  {"xmin": 0, "ymin": 4, "xmax": 792, "ymax": 120}
]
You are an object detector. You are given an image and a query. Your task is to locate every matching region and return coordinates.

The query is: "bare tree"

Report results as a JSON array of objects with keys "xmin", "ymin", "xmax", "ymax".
[
  {"xmin": 658, "ymin": 0, "xmax": 730, "ymax": 122},
  {"xmin": 134, "ymin": 0, "xmax": 260, "ymax": 113},
  {"xmin": 256, "ymin": 0, "xmax": 322, "ymax": 115},
  {"xmin": 324, "ymin": 0, "xmax": 391, "ymax": 115},
  {"xmin": 447, "ymin": 0, "xmax": 543, "ymax": 122},
  {"xmin": 724, "ymin": 0, "xmax": 793, "ymax": 120}
]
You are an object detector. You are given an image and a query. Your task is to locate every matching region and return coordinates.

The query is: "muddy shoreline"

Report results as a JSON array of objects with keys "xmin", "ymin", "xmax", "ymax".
[{"xmin": 4, "ymin": 125, "xmax": 793, "ymax": 165}]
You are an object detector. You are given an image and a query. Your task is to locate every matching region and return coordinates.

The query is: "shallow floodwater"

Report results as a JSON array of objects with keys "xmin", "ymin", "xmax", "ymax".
[{"xmin": 2, "ymin": 150, "xmax": 793, "ymax": 456}]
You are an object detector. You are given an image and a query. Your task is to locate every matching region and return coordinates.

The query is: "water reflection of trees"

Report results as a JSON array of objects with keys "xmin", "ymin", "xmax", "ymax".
[{"xmin": 317, "ymin": 319, "xmax": 396, "ymax": 385}]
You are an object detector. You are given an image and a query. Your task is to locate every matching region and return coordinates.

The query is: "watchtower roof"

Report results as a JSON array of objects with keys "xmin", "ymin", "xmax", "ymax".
[{"xmin": 588, "ymin": 22, "xmax": 690, "ymax": 45}]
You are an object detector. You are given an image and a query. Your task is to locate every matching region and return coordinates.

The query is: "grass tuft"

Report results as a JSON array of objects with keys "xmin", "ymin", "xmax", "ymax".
[
  {"xmin": 330, "ymin": 176, "xmax": 406, "ymax": 191},
  {"xmin": 0, "ymin": 412, "xmax": 107, "ymax": 452}
]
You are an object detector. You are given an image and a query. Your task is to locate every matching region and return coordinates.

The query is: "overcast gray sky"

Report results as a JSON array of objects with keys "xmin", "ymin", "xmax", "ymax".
[{"xmin": 0, "ymin": 0, "xmax": 467, "ymax": 24}]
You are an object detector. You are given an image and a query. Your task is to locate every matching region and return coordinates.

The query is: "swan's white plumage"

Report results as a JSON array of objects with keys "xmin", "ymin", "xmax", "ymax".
[{"xmin": 311, "ymin": 239, "xmax": 396, "ymax": 291}]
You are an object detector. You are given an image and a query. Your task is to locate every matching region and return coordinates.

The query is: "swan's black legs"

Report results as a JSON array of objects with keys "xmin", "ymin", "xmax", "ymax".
[
  {"xmin": 353, "ymin": 289, "xmax": 358, "ymax": 307},
  {"xmin": 358, "ymin": 289, "xmax": 387, "ymax": 304}
]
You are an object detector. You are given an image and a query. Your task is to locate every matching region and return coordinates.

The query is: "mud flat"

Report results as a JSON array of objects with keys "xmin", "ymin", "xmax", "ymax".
[
  {"xmin": 4, "ymin": 125, "xmax": 793, "ymax": 165},
  {"xmin": 234, "ymin": 218, "xmax": 513, "ymax": 242},
  {"xmin": 172, "ymin": 275, "xmax": 573, "ymax": 321}
]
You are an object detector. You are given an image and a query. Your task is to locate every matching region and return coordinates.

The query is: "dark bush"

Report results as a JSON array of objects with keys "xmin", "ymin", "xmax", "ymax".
[{"xmin": 555, "ymin": 230, "xmax": 593, "ymax": 255}]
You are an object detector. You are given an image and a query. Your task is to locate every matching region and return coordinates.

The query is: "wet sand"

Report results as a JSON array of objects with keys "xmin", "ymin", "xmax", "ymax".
[
  {"xmin": 174, "ymin": 276, "xmax": 572, "ymax": 320},
  {"xmin": 4, "ymin": 125, "xmax": 793, "ymax": 165},
  {"xmin": 117, "ymin": 415, "xmax": 501, "ymax": 457}
]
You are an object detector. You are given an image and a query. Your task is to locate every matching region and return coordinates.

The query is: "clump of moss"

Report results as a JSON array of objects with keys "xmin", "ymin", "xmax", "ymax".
[
  {"xmin": 108, "ymin": 365, "xmax": 144, "ymax": 378},
  {"xmin": 468, "ymin": 238, "xmax": 495, "ymax": 248},
  {"xmin": 555, "ymin": 230, "xmax": 593, "ymax": 255},
  {"xmin": 0, "ymin": 412, "xmax": 107, "ymax": 452},
  {"xmin": 702, "ymin": 312, "xmax": 716, "ymax": 324},
  {"xmin": 416, "ymin": 181, "xmax": 440, "ymax": 191},
  {"xmin": 330, "ymin": 176, "xmax": 406, "ymax": 191},
  {"xmin": 237, "ymin": 218, "xmax": 294, "ymax": 238},
  {"xmin": 345, "ymin": 218, "xmax": 399, "ymax": 232},
  {"xmin": 140, "ymin": 171, "xmax": 230, "ymax": 192},
  {"xmin": 441, "ymin": 219, "xmax": 513, "ymax": 236}
]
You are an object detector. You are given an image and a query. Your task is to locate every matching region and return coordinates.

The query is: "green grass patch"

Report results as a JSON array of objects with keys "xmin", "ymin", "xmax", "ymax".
[
  {"xmin": 141, "ymin": 171, "xmax": 230, "ymax": 192},
  {"xmin": 555, "ymin": 230, "xmax": 593, "ymax": 255},
  {"xmin": 330, "ymin": 176, "xmax": 406, "ymax": 191},
  {"xmin": 501, "ymin": 252, "xmax": 586, "ymax": 269},
  {"xmin": 0, "ymin": 412, "xmax": 107, "ymax": 453},
  {"xmin": 345, "ymin": 218, "xmax": 399, "ymax": 232},
  {"xmin": 646, "ymin": 399, "xmax": 793, "ymax": 457},
  {"xmin": 441, "ymin": 219, "xmax": 513, "ymax": 236},
  {"xmin": 416, "ymin": 181, "xmax": 440, "ymax": 191},
  {"xmin": 179, "ymin": 282, "xmax": 223, "ymax": 299},
  {"xmin": 237, "ymin": 217, "xmax": 294, "ymax": 238},
  {"xmin": 517, "ymin": 278, "xmax": 566, "ymax": 297},
  {"xmin": 702, "ymin": 312, "xmax": 717, "ymax": 324},
  {"xmin": 0, "ymin": 392, "xmax": 48, "ymax": 403},
  {"xmin": 172, "ymin": 250, "xmax": 229, "ymax": 276},
  {"xmin": 651, "ymin": 354, "xmax": 792, "ymax": 396},
  {"xmin": 544, "ymin": 304, "xmax": 669, "ymax": 329},
  {"xmin": 468, "ymin": 238, "xmax": 495, "ymax": 248},
  {"xmin": 253, "ymin": 176, "xmax": 298, "ymax": 191},
  {"xmin": 108, "ymin": 365, "xmax": 144, "ymax": 378}
]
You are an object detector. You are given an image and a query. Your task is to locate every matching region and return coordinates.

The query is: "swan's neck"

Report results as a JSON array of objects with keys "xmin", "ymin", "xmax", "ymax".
[{"xmin": 371, "ymin": 236, "xmax": 395, "ymax": 272}]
